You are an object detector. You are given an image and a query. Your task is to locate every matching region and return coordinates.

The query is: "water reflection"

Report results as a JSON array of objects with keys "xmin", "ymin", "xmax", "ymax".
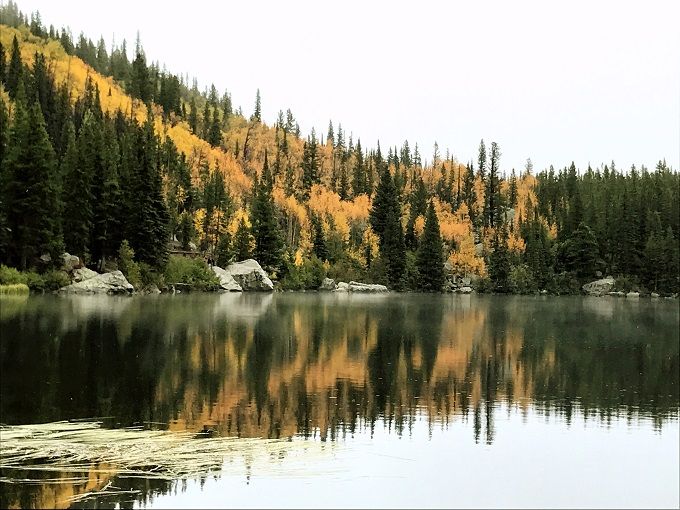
[{"xmin": 0, "ymin": 294, "xmax": 678, "ymax": 508}]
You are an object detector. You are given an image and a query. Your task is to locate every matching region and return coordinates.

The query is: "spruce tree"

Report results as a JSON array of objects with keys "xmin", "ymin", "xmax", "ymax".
[
  {"xmin": 488, "ymin": 227, "xmax": 511, "ymax": 293},
  {"xmin": 416, "ymin": 201, "xmax": 444, "ymax": 291},
  {"xmin": 312, "ymin": 215, "xmax": 328, "ymax": 261},
  {"xmin": 250, "ymin": 169, "xmax": 283, "ymax": 272},
  {"xmin": 0, "ymin": 41, "xmax": 6, "ymax": 85},
  {"xmin": 6, "ymin": 35, "xmax": 22, "ymax": 99},
  {"xmin": 233, "ymin": 217, "xmax": 253, "ymax": 261},
  {"xmin": 252, "ymin": 88, "xmax": 261, "ymax": 122},
  {"xmin": 63, "ymin": 111, "xmax": 99, "ymax": 258},
  {"xmin": 3, "ymin": 99, "xmax": 63, "ymax": 268}
]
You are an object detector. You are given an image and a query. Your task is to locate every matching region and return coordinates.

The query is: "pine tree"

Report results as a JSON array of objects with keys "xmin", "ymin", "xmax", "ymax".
[
  {"xmin": 6, "ymin": 35, "xmax": 22, "ymax": 99},
  {"xmin": 91, "ymin": 122, "xmax": 121, "ymax": 269},
  {"xmin": 488, "ymin": 227, "xmax": 511, "ymax": 293},
  {"xmin": 250, "ymin": 170, "xmax": 283, "ymax": 272},
  {"xmin": 0, "ymin": 41, "xmax": 6, "ymax": 85},
  {"xmin": 416, "ymin": 201, "xmax": 444, "ymax": 291},
  {"xmin": 352, "ymin": 140, "xmax": 366, "ymax": 196},
  {"xmin": 129, "ymin": 47, "xmax": 151, "ymax": 102},
  {"xmin": 369, "ymin": 164, "xmax": 405, "ymax": 289},
  {"xmin": 3, "ymin": 99, "xmax": 63, "ymax": 268},
  {"xmin": 301, "ymin": 132, "xmax": 319, "ymax": 198},
  {"xmin": 312, "ymin": 215, "xmax": 328, "ymax": 261},
  {"xmin": 207, "ymin": 106, "xmax": 222, "ymax": 147},
  {"xmin": 233, "ymin": 217, "xmax": 253, "ymax": 261},
  {"xmin": 252, "ymin": 88, "xmax": 261, "ymax": 122},
  {"xmin": 188, "ymin": 96, "xmax": 198, "ymax": 134},
  {"xmin": 62, "ymin": 113, "xmax": 95, "ymax": 258}
]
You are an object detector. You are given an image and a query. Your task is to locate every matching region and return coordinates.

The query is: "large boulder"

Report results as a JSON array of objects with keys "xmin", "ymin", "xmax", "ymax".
[
  {"xmin": 59, "ymin": 270, "xmax": 134, "ymax": 295},
  {"xmin": 72, "ymin": 267, "xmax": 99, "ymax": 283},
  {"xmin": 582, "ymin": 276, "xmax": 615, "ymax": 296},
  {"xmin": 334, "ymin": 282, "xmax": 350, "ymax": 292},
  {"xmin": 222, "ymin": 260, "xmax": 273, "ymax": 291},
  {"xmin": 457, "ymin": 286, "xmax": 473, "ymax": 294},
  {"xmin": 61, "ymin": 252, "xmax": 82, "ymax": 271},
  {"xmin": 348, "ymin": 281, "xmax": 388, "ymax": 292},
  {"xmin": 319, "ymin": 278, "xmax": 337, "ymax": 291},
  {"xmin": 333, "ymin": 281, "xmax": 388, "ymax": 293},
  {"xmin": 212, "ymin": 265, "xmax": 243, "ymax": 292}
]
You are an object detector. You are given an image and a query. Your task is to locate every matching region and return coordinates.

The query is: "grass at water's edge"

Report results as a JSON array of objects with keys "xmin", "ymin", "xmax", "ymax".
[{"xmin": 0, "ymin": 284, "xmax": 30, "ymax": 295}]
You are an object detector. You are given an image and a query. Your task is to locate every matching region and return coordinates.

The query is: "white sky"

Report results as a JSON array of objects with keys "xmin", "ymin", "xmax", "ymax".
[{"xmin": 11, "ymin": 0, "xmax": 680, "ymax": 173}]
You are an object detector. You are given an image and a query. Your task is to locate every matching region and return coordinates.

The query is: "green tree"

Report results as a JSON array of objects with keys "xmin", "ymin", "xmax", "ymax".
[
  {"xmin": 555, "ymin": 222, "xmax": 600, "ymax": 280},
  {"xmin": 233, "ymin": 217, "xmax": 253, "ymax": 261},
  {"xmin": 6, "ymin": 35, "xmax": 22, "ymax": 99},
  {"xmin": 416, "ymin": 201, "xmax": 444, "ymax": 291},
  {"xmin": 252, "ymin": 88, "xmax": 261, "ymax": 122},
  {"xmin": 312, "ymin": 215, "xmax": 328, "ymax": 261},
  {"xmin": 488, "ymin": 227, "xmax": 511, "ymax": 293},
  {"xmin": 250, "ymin": 169, "xmax": 283, "ymax": 272},
  {"xmin": 3, "ymin": 99, "xmax": 63, "ymax": 268}
]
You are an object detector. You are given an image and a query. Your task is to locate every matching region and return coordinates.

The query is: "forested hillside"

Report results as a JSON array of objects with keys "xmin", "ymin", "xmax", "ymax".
[{"xmin": 0, "ymin": 1, "xmax": 678, "ymax": 294}]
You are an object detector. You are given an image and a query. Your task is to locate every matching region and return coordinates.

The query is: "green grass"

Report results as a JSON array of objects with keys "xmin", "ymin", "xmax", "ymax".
[{"xmin": 0, "ymin": 283, "xmax": 30, "ymax": 294}]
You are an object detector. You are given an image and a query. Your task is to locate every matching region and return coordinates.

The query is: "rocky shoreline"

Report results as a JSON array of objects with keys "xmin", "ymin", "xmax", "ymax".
[{"xmin": 10, "ymin": 252, "xmax": 676, "ymax": 299}]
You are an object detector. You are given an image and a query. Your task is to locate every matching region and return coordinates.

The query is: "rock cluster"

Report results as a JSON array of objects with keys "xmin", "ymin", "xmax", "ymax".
[
  {"xmin": 59, "ymin": 270, "xmax": 134, "ymax": 295},
  {"xmin": 212, "ymin": 259, "xmax": 274, "ymax": 292},
  {"xmin": 319, "ymin": 278, "xmax": 388, "ymax": 293},
  {"xmin": 582, "ymin": 276, "xmax": 615, "ymax": 296}
]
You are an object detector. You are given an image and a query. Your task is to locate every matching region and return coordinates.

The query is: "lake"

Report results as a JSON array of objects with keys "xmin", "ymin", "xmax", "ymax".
[{"xmin": 0, "ymin": 293, "xmax": 678, "ymax": 509}]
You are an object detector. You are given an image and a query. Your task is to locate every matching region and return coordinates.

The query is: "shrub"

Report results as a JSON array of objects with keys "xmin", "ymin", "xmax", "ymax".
[
  {"xmin": 23, "ymin": 271, "xmax": 46, "ymax": 292},
  {"xmin": 613, "ymin": 276, "xmax": 638, "ymax": 293},
  {"xmin": 118, "ymin": 240, "xmax": 142, "ymax": 288},
  {"xmin": 509, "ymin": 264, "xmax": 537, "ymax": 294},
  {"xmin": 0, "ymin": 265, "xmax": 26, "ymax": 285},
  {"xmin": 139, "ymin": 262, "xmax": 165, "ymax": 290},
  {"xmin": 279, "ymin": 256, "xmax": 327, "ymax": 290},
  {"xmin": 164, "ymin": 256, "xmax": 218, "ymax": 290},
  {"xmin": 548, "ymin": 271, "xmax": 581, "ymax": 295},
  {"xmin": 43, "ymin": 270, "xmax": 71, "ymax": 291},
  {"xmin": 474, "ymin": 276, "xmax": 493, "ymax": 293}
]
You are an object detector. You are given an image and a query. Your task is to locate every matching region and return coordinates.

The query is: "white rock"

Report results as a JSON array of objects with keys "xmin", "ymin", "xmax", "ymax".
[
  {"xmin": 626, "ymin": 291, "xmax": 640, "ymax": 298},
  {"xmin": 223, "ymin": 259, "xmax": 273, "ymax": 291},
  {"xmin": 347, "ymin": 281, "xmax": 388, "ymax": 293},
  {"xmin": 334, "ymin": 282, "xmax": 350, "ymax": 292},
  {"xmin": 72, "ymin": 267, "xmax": 99, "ymax": 283},
  {"xmin": 582, "ymin": 276, "xmax": 615, "ymax": 296},
  {"xmin": 212, "ymin": 265, "xmax": 243, "ymax": 292},
  {"xmin": 61, "ymin": 252, "xmax": 81, "ymax": 271},
  {"xmin": 59, "ymin": 270, "xmax": 134, "ymax": 295},
  {"xmin": 651, "ymin": 292, "xmax": 660, "ymax": 298},
  {"xmin": 458, "ymin": 286, "xmax": 473, "ymax": 294},
  {"xmin": 319, "ymin": 278, "xmax": 337, "ymax": 291}
]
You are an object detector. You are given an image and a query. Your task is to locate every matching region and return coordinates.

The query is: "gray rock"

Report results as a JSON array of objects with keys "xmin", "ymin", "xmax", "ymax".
[
  {"xmin": 347, "ymin": 281, "xmax": 388, "ymax": 293},
  {"xmin": 188, "ymin": 241, "xmax": 198, "ymax": 251},
  {"xmin": 626, "ymin": 291, "xmax": 640, "ymax": 298},
  {"xmin": 319, "ymin": 278, "xmax": 337, "ymax": 291},
  {"xmin": 582, "ymin": 276, "xmax": 615, "ymax": 296},
  {"xmin": 59, "ymin": 270, "xmax": 134, "ymax": 295},
  {"xmin": 212, "ymin": 265, "xmax": 243, "ymax": 292},
  {"xmin": 651, "ymin": 292, "xmax": 660, "ymax": 298},
  {"xmin": 334, "ymin": 282, "xmax": 350, "ymax": 292},
  {"xmin": 608, "ymin": 291, "xmax": 626, "ymax": 297},
  {"xmin": 61, "ymin": 252, "xmax": 82, "ymax": 271},
  {"xmin": 72, "ymin": 267, "xmax": 99, "ymax": 283},
  {"xmin": 144, "ymin": 284, "xmax": 162, "ymax": 295},
  {"xmin": 39, "ymin": 253, "xmax": 52, "ymax": 264},
  {"xmin": 223, "ymin": 259, "xmax": 273, "ymax": 291},
  {"xmin": 458, "ymin": 286, "xmax": 473, "ymax": 294}
]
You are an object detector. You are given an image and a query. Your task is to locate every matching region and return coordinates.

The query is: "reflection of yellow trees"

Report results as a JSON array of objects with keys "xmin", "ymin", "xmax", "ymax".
[{"xmin": 152, "ymin": 298, "xmax": 562, "ymax": 440}]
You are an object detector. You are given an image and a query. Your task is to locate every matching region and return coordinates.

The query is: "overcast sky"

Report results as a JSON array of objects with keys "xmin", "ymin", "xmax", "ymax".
[{"xmin": 11, "ymin": 0, "xmax": 680, "ymax": 172}]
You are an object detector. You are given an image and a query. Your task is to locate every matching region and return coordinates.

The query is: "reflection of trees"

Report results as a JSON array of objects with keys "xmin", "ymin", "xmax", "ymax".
[{"xmin": 1, "ymin": 295, "xmax": 678, "ymax": 443}]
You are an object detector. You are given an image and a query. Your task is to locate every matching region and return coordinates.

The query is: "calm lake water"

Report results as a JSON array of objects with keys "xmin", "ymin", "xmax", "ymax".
[{"xmin": 0, "ymin": 293, "xmax": 678, "ymax": 508}]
